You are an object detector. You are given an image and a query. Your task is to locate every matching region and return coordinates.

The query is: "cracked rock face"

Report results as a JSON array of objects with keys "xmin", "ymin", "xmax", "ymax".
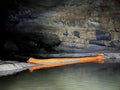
[{"xmin": 0, "ymin": 0, "xmax": 120, "ymax": 60}]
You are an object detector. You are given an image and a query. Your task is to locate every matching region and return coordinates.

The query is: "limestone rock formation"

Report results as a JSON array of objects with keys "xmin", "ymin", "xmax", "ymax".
[{"xmin": 0, "ymin": 0, "xmax": 120, "ymax": 60}]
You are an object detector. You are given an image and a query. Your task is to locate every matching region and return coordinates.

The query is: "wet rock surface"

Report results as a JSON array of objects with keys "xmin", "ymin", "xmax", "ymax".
[
  {"xmin": 0, "ymin": 52, "xmax": 120, "ymax": 77},
  {"xmin": 0, "ymin": 60, "xmax": 35, "ymax": 77},
  {"xmin": 0, "ymin": 0, "xmax": 120, "ymax": 60}
]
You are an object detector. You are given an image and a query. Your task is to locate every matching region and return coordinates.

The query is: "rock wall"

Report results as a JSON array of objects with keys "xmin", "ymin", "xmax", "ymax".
[{"xmin": 0, "ymin": 0, "xmax": 120, "ymax": 60}]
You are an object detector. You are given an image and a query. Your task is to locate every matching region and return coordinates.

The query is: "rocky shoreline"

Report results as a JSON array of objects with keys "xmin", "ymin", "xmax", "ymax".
[
  {"xmin": 0, "ymin": 0, "xmax": 119, "ymax": 77},
  {"xmin": 0, "ymin": 53, "xmax": 120, "ymax": 77},
  {"xmin": 0, "ymin": 61, "xmax": 35, "ymax": 77}
]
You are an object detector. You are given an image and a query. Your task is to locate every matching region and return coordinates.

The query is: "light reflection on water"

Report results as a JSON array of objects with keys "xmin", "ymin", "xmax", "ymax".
[{"xmin": 0, "ymin": 63, "xmax": 120, "ymax": 90}]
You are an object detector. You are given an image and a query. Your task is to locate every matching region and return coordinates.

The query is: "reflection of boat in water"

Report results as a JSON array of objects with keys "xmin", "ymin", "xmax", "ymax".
[
  {"xmin": 27, "ymin": 53, "xmax": 105, "ymax": 72},
  {"xmin": 0, "ymin": 53, "xmax": 120, "ymax": 77}
]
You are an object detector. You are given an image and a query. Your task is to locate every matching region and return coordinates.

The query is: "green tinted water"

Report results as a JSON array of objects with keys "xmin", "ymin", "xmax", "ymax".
[{"xmin": 0, "ymin": 63, "xmax": 120, "ymax": 90}]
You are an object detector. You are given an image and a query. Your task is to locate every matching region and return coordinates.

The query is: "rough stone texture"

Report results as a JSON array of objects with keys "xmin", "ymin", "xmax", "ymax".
[{"xmin": 0, "ymin": 0, "xmax": 120, "ymax": 60}]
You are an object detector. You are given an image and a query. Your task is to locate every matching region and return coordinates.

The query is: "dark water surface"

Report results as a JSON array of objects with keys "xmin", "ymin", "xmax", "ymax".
[{"xmin": 0, "ymin": 63, "xmax": 120, "ymax": 90}]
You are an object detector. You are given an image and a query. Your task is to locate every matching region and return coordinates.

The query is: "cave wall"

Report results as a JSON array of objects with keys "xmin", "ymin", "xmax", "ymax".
[{"xmin": 0, "ymin": 0, "xmax": 120, "ymax": 60}]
